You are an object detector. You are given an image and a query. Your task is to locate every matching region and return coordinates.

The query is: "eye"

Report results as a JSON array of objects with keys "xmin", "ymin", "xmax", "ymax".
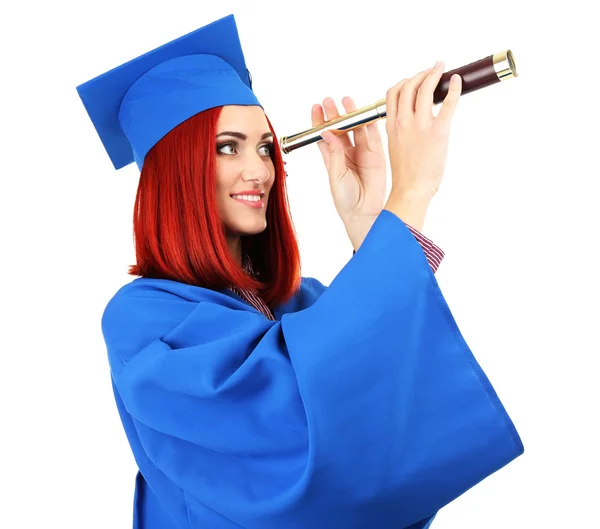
[
  {"xmin": 217, "ymin": 141, "xmax": 238, "ymax": 155},
  {"xmin": 258, "ymin": 143, "xmax": 274, "ymax": 157}
]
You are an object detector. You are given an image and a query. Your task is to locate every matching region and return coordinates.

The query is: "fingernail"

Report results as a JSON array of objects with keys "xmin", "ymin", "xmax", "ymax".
[
  {"xmin": 434, "ymin": 61, "xmax": 443, "ymax": 69},
  {"xmin": 321, "ymin": 131, "xmax": 331, "ymax": 143}
]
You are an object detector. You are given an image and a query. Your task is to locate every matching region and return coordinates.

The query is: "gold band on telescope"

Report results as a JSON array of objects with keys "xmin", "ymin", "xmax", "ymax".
[{"xmin": 493, "ymin": 50, "xmax": 518, "ymax": 81}]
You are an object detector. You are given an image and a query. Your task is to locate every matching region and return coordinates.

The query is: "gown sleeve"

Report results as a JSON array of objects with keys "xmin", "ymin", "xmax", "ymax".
[
  {"xmin": 102, "ymin": 209, "xmax": 523, "ymax": 529},
  {"xmin": 354, "ymin": 221, "xmax": 444, "ymax": 273}
]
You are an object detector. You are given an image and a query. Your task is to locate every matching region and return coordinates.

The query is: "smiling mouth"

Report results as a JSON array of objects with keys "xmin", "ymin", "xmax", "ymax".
[{"xmin": 230, "ymin": 195, "xmax": 265, "ymax": 208}]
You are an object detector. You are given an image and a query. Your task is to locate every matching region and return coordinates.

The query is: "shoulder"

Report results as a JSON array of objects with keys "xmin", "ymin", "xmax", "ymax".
[
  {"xmin": 101, "ymin": 276, "xmax": 326, "ymax": 362},
  {"xmin": 102, "ymin": 275, "xmax": 328, "ymax": 318},
  {"xmin": 102, "ymin": 278, "xmax": 205, "ymax": 324},
  {"xmin": 298, "ymin": 276, "xmax": 328, "ymax": 298},
  {"xmin": 100, "ymin": 278, "xmax": 218, "ymax": 364}
]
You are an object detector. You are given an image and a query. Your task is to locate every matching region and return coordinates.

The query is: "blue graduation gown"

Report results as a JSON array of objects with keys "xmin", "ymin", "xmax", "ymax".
[{"xmin": 102, "ymin": 209, "xmax": 523, "ymax": 529}]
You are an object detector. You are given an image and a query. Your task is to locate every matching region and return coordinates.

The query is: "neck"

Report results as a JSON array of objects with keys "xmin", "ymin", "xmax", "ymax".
[{"xmin": 227, "ymin": 235, "xmax": 243, "ymax": 268}]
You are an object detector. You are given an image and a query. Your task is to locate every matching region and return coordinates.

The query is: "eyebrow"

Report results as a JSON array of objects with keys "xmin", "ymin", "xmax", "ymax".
[{"xmin": 216, "ymin": 131, "xmax": 274, "ymax": 141}]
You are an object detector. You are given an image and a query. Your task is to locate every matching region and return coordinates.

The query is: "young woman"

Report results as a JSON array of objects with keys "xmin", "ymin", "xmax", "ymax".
[{"xmin": 78, "ymin": 14, "xmax": 523, "ymax": 529}]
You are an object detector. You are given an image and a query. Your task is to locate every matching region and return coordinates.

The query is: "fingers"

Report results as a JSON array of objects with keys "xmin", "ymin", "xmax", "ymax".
[
  {"xmin": 415, "ymin": 61, "xmax": 446, "ymax": 119},
  {"xmin": 322, "ymin": 98, "xmax": 353, "ymax": 150},
  {"xmin": 365, "ymin": 115, "xmax": 383, "ymax": 148},
  {"xmin": 311, "ymin": 100, "xmax": 350, "ymax": 178},
  {"xmin": 386, "ymin": 61, "xmax": 461, "ymax": 133},
  {"xmin": 312, "ymin": 103, "xmax": 331, "ymax": 165},
  {"xmin": 385, "ymin": 78, "xmax": 409, "ymax": 131},
  {"xmin": 340, "ymin": 96, "xmax": 369, "ymax": 148},
  {"xmin": 436, "ymin": 74, "xmax": 462, "ymax": 131},
  {"xmin": 397, "ymin": 66, "xmax": 435, "ymax": 124},
  {"xmin": 320, "ymin": 130, "xmax": 347, "ymax": 182},
  {"xmin": 311, "ymin": 103, "xmax": 324, "ymax": 128},
  {"xmin": 341, "ymin": 96, "xmax": 384, "ymax": 150}
]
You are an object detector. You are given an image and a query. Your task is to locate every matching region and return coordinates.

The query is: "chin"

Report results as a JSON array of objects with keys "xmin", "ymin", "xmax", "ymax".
[
  {"xmin": 243, "ymin": 225, "xmax": 268, "ymax": 236},
  {"xmin": 228, "ymin": 221, "xmax": 268, "ymax": 237}
]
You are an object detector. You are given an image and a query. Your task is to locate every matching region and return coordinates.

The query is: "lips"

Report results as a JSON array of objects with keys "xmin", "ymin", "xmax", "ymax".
[
  {"xmin": 231, "ymin": 195, "xmax": 265, "ymax": 209},
  {"xmin": 230, "ymin": 192, "xmax": 265, "ymax": 198}
]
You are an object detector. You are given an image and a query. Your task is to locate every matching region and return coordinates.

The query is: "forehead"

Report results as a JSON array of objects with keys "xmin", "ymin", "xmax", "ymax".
[{"xmin": 217, "ymin": 105, "xmax": 270, "ymax": 134}]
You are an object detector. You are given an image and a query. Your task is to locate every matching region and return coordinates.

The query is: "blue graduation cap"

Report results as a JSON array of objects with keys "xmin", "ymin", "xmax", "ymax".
[{"xmin": 76, "ymin": 14, "xmax": 261, "ymax": 171}]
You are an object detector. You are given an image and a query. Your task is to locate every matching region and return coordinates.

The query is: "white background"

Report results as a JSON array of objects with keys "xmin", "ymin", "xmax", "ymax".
[{"xmin": 2, "ymin": 0, "xmax": 599, "ymax": 527}]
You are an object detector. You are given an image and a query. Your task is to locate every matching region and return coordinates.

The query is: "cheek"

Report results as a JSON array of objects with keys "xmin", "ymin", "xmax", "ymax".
[
  {"xmin": 267, "ymin": 161, "xmax": 277, "ymax": 190},
  {"xmin": 215, "ymin": 160, "xmax": 236, "ymax": 192}
]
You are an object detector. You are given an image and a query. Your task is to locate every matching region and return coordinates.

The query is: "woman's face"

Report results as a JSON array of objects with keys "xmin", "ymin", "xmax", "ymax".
[{"xmin": 215, "ymin": 105, "xmax": 276, "ymax": 238}]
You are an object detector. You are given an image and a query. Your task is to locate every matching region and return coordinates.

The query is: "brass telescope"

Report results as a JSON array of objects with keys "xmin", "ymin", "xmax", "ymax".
[{"xmin": 279, "ymin": 50, "xmax": 518, "ymax": 154}]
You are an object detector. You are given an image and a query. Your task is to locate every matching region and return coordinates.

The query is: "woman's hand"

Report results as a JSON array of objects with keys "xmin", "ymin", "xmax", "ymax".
[
  {"xmin": 313, "ymin": 97, "xmax": 388, "ymax": 223},
  {"xmin": 313, "ymin": 97, "xmax": 388, "ymax": 250},
  {"xmin": 385, "ymin": 60, "xmax": 462, "ymax": 202}
]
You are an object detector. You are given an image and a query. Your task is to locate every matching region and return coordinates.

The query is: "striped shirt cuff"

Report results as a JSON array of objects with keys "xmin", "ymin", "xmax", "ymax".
[
  {"xmin": 352, "ymin": 223, "xmax": 445, "ymax": 273},
  {"xmin": 405, "ymin": 224, "xmax": 444, "ymax": 273}
]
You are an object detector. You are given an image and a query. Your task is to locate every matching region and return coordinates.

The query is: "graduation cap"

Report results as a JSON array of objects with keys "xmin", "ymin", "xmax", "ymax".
[{"xmin": 76, "ymin": 14, "xmax": 261, "ymax": 171}]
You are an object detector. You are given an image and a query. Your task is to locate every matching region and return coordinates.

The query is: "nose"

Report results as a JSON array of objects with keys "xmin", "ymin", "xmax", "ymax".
[{"xmin": 241, "ymin": 151, "xmax": 271, "ymax": 184}]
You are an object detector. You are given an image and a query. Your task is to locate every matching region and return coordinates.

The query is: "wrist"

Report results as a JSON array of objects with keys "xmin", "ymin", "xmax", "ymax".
[
  {"xmin": 383, "ymin": 190, "xmax": 432, "ymax": 232},
  {"xmin": 341, "ymin": 214, "xmax": 378, "ymax": 253}
]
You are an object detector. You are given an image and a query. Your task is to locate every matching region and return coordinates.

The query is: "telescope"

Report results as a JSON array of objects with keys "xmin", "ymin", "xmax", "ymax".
[{"xmin": 279, "ymin": 50, "xmax": 517, "ymax": 153}]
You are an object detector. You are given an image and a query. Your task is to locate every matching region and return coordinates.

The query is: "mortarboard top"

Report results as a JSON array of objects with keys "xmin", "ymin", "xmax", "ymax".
[{"xmin": 76, "ymin": 14, "xmax": 261, "ymax": 171}]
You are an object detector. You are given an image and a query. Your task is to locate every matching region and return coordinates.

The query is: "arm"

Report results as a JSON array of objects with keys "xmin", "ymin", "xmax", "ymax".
[
  {"xmin": 350, "ymin": 192, "xmax": 444, "ymax": 272},
  {"xmin": 385, "ymin": 189, "xmax": 445, "ymax": 272}
]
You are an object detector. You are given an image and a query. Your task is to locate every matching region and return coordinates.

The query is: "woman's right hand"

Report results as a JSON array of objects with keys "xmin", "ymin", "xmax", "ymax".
[{"xmin": 385, "ymin": 60, "xmax": 462, "ymax": 202}]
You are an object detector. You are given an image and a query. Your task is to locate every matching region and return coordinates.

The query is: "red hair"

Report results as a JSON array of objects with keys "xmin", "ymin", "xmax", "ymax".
[{"xmin": 128, "ymin": 106, "xmax": 302, "ymax": 308}]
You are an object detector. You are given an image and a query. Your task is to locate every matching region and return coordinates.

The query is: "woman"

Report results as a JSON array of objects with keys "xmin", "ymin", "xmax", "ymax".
[{"xmin": 77, "ymin": 14, "xmax": 523, "ymax": 529}]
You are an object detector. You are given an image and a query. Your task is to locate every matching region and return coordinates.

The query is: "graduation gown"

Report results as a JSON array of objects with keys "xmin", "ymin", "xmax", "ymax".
[{"xmin": 102, "ymin": 209, "xmax": 524, "ymax": 528}]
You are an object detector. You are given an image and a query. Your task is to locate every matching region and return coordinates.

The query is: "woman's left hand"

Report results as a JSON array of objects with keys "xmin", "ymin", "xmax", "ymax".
[{"xmin": 312, "ymin": 97, "xmax": 388, "ymax": 248}]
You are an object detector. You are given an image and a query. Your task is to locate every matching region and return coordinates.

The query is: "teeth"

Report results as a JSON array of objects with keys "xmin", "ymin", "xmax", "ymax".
[{"xmin": 232, "ymin": 195, "xmax": 261, "ymax": 202}]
